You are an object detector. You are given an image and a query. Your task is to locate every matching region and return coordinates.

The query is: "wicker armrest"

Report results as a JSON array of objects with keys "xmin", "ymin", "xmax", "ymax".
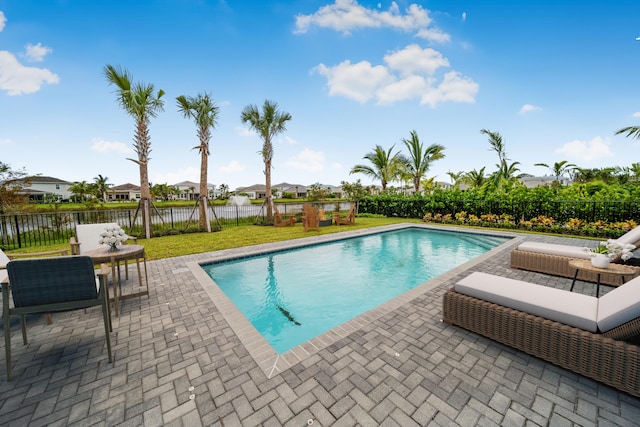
[{"xmin": 70, "ymin": 237, "xmax": 81, "ymax": 255}]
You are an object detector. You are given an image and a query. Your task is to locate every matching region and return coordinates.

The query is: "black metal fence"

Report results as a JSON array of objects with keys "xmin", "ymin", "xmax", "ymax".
[{"xmin": 0, "ymin": 202, "xmax": 348, "ymax": 250}]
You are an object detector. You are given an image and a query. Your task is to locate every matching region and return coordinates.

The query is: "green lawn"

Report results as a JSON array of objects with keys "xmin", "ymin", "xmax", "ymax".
[{"xmin": 7, "ymin": 217, "xmax": 424, "ymax": 261}]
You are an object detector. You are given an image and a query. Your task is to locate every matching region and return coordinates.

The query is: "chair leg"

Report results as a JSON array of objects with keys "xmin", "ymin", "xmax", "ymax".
[
  {"xmin": 21, "ymin": 314, "xmax": 28, "ymax": 345},
  {"xmin": 45, "ymin": 313, "xmax": 53, "ymax": 324},
  {"xmin": 100, "ymin": 286, "xmax": 113, "ymax": 363},
  {"xmin": 3, "ymin": 291, "xmax": 12, "ymax": 380}
]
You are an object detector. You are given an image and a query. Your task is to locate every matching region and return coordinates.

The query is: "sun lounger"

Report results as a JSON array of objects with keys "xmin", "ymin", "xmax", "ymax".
[
  {"xmin": 511, "ymin": 226, "xmax": 640, "ymax": 285},
  {"xmin": 442, "ymin": 272, "xmax": 640, "ymax": 397}
]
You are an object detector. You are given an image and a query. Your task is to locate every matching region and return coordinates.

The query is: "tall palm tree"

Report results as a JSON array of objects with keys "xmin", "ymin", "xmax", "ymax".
[
  {"xmin": 350, "ymin": 145, "xmax": 401, "ymax": 191},
  {"xmin": 534, "ymin": 160, "xmax": 577, "ymax": 183},
  {"xmin": 104, "ymin": 64, "xmax": 165, "ymax": 238},
  {"xmin": 398, "ymin": 130, "xmax": 445, "ymax": 194},
  {"xmin": 93, "ymin": 174, "xmax": 112, "ymax": 201},
  {"xmin": 480, "ymin": 129, "xmax": 523, "ymax": 190},
  {"xmin": 240, "ymin": 100, "xmax": 292, "ymax": 223},
  {"xmin": 176, "ymin": 92, "xmax": 219, "ymax": 231}
]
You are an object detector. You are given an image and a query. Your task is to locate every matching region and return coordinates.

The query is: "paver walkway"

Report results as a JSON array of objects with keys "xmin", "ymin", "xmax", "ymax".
[{"xmin": 1, "ymin": 224, "xmax": 639, "ymax": 426}]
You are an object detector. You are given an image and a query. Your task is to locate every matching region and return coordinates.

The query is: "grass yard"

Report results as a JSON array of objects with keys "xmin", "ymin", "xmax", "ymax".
[{"xmin": 6, "ymin": 217, "xmax": 424, "ymax": 261}]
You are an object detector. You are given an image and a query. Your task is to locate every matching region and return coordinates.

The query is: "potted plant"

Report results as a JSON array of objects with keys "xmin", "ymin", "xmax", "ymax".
[{"xmin": 584, "ymin": 240, "xmax": 636, "ymax": 268}]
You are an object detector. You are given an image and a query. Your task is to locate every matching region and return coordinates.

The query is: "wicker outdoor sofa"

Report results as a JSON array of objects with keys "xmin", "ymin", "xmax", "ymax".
[
  {"xmin": 442, "ymin": 272, "xmax": 640, "ymax": 397},
  {"xmin": 511, "ymin": 226, "xmax": 640, "ymax": 286}
]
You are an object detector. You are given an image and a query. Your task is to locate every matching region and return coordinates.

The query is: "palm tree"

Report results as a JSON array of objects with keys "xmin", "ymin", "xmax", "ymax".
[
  {"xmin": 240, "ymin": 100, "xmax": 292, "ymax": 223},
  {"xmin": 69, "ymin": 180, "xmax": 91, "ymax": 202},
  {"xmin": 93, "ymin": 174, "xmax": 111, "ymax": 201},
  {"xmin": 176, "ymin": 92, "xmax": 219, "ymax": 231},
  {"xmin": 104, "ymin": 64, "xmax": 165, "ymax": 238},
  {"xmin": 534, "ymin": 160, "xmax": 577, "ymax": 183},
  {"xmin": 463, "ymin": 167, "xmax": 487, "ymax": 188},
  {"xmin": 447, "ymin": 171, "xmax": 465, "ymax": 189},
  {"xmin": 350, "ymin": 145, "xmax": 401, "ymax": 191},
  {"xmin": 481, "ymin": 129, "xmax": 524, "ymax": 190},
  {"xmin": 398, "ymin": 130, "xmax": 445, "ymax": 194},
  {"xmin": 615, "ymin": 126, "xmax": 640, "ymax": 140}
]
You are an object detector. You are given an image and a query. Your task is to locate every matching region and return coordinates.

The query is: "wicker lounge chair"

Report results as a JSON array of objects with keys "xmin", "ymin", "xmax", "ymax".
[
  {"xmin": 273, "ymin": 205, "xmax": 296, "ymax": 227},
  {"xmin": 442, "ymin": 272, "xmax": 640, "ymax": 397},
  {"xmin": 334, "ymin": 204, "xmax": 356, "ymax": 226},
  {"xmin": 3, "ymin": 256, "xmax": 113, "ymax": 380},
  {"xmin": 511, "ymin": 227, "xmax": 640, "ymax": 286}
]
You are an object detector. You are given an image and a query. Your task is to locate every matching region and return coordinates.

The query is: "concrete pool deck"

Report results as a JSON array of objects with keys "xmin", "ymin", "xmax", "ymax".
[{"xmin": 1, "ymin": 224, "xmax": 639, "ymax": 426}]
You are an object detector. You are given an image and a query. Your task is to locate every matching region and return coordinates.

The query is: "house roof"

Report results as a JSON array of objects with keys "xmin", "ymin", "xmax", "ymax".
[
  {"xmin": 111, "ymin": 183, "xmax": 140, "ymax": 191},
  {"xmin": 23, "ymin": 176, "xmax": 72, "ymax": 184}
]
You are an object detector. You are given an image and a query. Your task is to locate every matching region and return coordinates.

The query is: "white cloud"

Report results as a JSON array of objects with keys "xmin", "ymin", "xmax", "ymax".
[
  {"xmin": 314, "ymin": 44, "xmax": 477, "ymax": 107},
  {"xmin": 556, "ymin": 136, "xmax": 613, "ymax": 162},
  {"xmin": 91, "ymin": 137, "xmax": 133, "ymax": 154},
  {"xmin": 462, "ymin": 12, "xmax": 467, "ymax": 21},
  {"xmin": 385, "ymin": 44, "xmax": 449, "ymax": 76},
  {"xmin": 0, "ymin": 50, "xmax": 59, "ymax": 95},
  {"xmin": 153, "ymin": 166, "xmax": 200, "ymax": 185},
  {"xmin": 284, "ymin": 148, "xmax": 325, "ymax": 172},
  {"xmin": 419, "ymin": 71, "xmax": 478, "ymax": 107},
  {"xmin": 219, "ymin": 160, "xmax": 246, "ymax": 174},
  {"xmin": 0, "ymin": 11, "xmax": 6, "ymax": 31},
  {"xmin": 314, "ymin": 60, "xmax": 394, "ymax": 103},
  {"xmin": 235, "ymin": 126, "xmax": 256, "ymax": 137},
  {"xmin": 283, "ymin": 136, "xmax": 297, "ymax": 145},
  {"xmin": 25, "ymin": 43, "xmax": 52, "ymax": 62},
  {"xmin": 519, "ymin": 104, "xmax": 542, "ymax": 114},
  {"xmin": 632, "ymin": 111, "xmax": 640, "ymax": 118},
  {"xmin": 294, "ymin": 0, "xmax": 447, "ymax": 42}
]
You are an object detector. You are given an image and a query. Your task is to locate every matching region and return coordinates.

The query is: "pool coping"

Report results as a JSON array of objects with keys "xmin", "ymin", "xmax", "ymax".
[{"xmin": 187, "ymin": 223, "xmax": 525, "ymax": 378}]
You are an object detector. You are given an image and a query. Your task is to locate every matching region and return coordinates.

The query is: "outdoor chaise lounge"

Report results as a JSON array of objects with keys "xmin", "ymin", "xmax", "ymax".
[
  {"xmin": 511, "ymin": 226, "xmax": 640, "ymax": 286},
  {"xmin": 442, "ymin": 272, "xmax": 640, "ymax": 397}
]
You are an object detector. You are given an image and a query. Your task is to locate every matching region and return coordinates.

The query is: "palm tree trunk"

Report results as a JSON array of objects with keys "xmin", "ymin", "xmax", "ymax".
[
  {"xmin": 199, "ymin": 148, "xmax": 210, "ymax": 232},
  {"xmin": 265, "ymin": 159, "xmax": 273, "ymax": 223}
]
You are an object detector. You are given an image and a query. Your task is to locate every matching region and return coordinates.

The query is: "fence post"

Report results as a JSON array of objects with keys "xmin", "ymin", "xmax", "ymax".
[
  {"xmin": 14, "ymin": 215, "xmax": 22, "ymax": 249},
  {"xmin": 236, "ymin": 205, "xmax": 239, "ymax": 226}
]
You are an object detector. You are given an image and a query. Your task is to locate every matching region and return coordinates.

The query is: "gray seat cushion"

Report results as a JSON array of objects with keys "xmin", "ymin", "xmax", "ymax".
[
  {"xmin": 597, "ymin": 275, "xmax": 640, "ymax": 332},
  {"xmin": 455, "ymin": 272, "xmax": 598, "ymax": 332}
]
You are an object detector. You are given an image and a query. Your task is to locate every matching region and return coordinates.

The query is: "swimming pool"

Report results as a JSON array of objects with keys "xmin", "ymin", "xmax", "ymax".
[{"xmin": 201, "ymin": 226, "xmax": 510, "ymax": 354}]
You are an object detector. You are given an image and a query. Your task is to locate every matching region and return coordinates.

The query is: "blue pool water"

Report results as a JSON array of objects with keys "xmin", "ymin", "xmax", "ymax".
[{"xmin": 202, "ymin": 227, "xmax": 509, "ymax": 353}]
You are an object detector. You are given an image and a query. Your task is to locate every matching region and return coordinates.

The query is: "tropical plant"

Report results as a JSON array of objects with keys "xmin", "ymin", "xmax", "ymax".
[
  {"xmin": 447, "ymin": 171, "xmax": 465, "ymax": 189},
  {"xmin": 481, "ymin": 129, "xmax": 524, "ymax": 190},
  {"xmin": 397, "ymin": 130, "xmax": 445, "ymax": 194},
  {"xmin": 534, "ymin": 160, "xmax": 577, "ymax": 183},
  {"xmin": 615, "ymin": 125, "xmax": 640, "ymax": 140},
  {"xmin": 176, "ymin": 92, "xmax": 219, "ymax": 231},
  {"xmin": 240, "ymin": 99, "xmax": 292, "ymax": 223},
  {"xmin": 69, "ymin": 180, "xmax": 92, "ymax": 203},
  {"xmin": 104, "ymin": 64, "xmax": 165, "ymax": 238},
  {"xmin": 463, "ymin": 167, "xmax": 487, "ymax": 189},
  {"xmin": 93, "ymin": 174, "xmax": 112, "ymax": 201},
  {"xmin": 217, "ymin": 183, "xmax": 230, "ymax": 200},
  {"xmin": 350, "ymin": 145, "xmax": 401, "ymax": 191}
]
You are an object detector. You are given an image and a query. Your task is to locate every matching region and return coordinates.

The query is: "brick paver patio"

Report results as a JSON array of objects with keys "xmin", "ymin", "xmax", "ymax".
[{"xmin": 1, "ymin": 224, "xmax": 639, "ymax": 426}]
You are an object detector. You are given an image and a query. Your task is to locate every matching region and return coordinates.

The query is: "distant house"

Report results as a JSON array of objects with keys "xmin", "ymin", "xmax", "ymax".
[
  {"xmin": 173, "ymin": 181, "xmax": 215, "ymax": 201},
  {"xmin": 20, "ymin": 176, "xmax": 73, "ymax": 202},
  {"xmin": 521, "ymin": 176, "xmax": 572, "ymax": 188},
  {"xmin": 109, "ymin": 183, "xmax": 141, "ymax": 201},
  {"xmin": 235, "ymin": 184, "xmax": 267, "ymax": 200}
]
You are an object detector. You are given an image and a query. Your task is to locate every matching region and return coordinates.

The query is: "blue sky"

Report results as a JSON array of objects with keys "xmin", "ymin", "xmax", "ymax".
[{"xmin": 1, "ymin": 0, "xmax": 640, "ymax": 190}]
